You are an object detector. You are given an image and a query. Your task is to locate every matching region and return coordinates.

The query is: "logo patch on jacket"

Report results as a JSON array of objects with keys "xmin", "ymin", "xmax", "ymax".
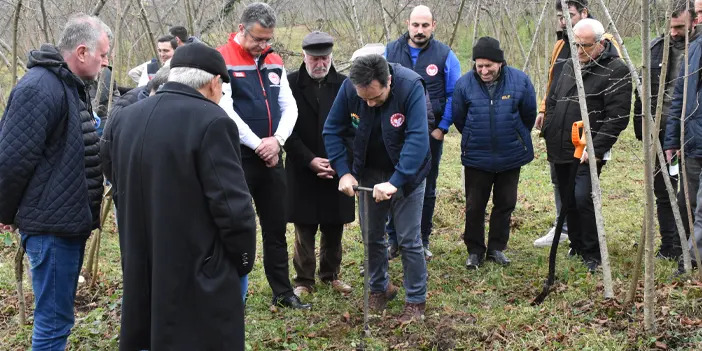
[
  {"xmin": 426, "ymin": 64, "xmax": 439, "ymax": 77},
  {"xmin": 351, "ymin": 113, "xmax": 360, "ymax": 128},
  {"xmin": 390, "ymin": 113, "xmax": 405, "ymax": 128},
  {"xmin": 233, "ymin": 72, "xmax": 246, "ymax": 78},
  {"xmin": 501, "ymin": 94, "xmax": 511, "ymax": 100},
  {"xmin": 268, "ymin": 72, "xmax": 280, "ymax": 85}
]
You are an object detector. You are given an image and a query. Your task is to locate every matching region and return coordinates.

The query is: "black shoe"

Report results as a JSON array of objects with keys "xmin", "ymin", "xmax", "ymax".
[
  {"xmin": 677, "ymin": 257, "xmax": 699, "ymax": 275},
  {"xmin": 656, "ymin": 248, "xmax": 681, "ymax": 261},
  {"xmin": 567, "ymin": 248, "xmax": 580, "ymax": 258},
  {"xmin": 273, "ymin": 294, "xmax": 311, "ymax": 310},
  {"xmin": 583, "ymin": 259, "xmax": 600, "ymax": 273},
  {"xmin": 465, "ymin": 253, "xmax": 484, "ymax": 270},
  {"xmin": 486, "ymin": 250, "xmax": 511, "ymax": 266}
]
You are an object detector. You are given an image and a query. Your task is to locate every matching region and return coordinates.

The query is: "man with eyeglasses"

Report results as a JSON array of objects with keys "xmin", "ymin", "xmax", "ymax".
[
  {"xmin": 533, "ymin": 0, "xmax": 622, "ymax": 249},
  {"xmin": 542, "ymin": 18, "xmax": 631, "ymax": 272},
  {"xmin": 217, "ymin": 2, "xmax": 307, "ymax": 310}
]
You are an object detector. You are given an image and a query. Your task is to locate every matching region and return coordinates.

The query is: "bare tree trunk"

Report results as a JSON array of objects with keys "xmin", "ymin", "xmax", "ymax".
[
  {"xmin": 92, "ymin": 0, "xmax": 109, "ymax": 16},
  {"xmin": 11, "ymin": 0, "xmax": 22, "ymax": 88},
  {"xmin": 184, "ymin": 0, "xmax": 195, "ymax": 38},
  {"xmin": 448, "ymin": 0, "xmax": 467, "ymax": 49},
  {"xmin": 640, "ymin": 0, "xmax": 656, "ymax": 332},
  {"xmin": 350, "ymin": 0, "xmax": 364, "ymax": 46},
  {"xmin": 0, "ymin": 39, "xmax": 27, "ymax": 72},
  {"xmin": 200, "ymin": 0, "xmax": 241, "ymax": 36},
  {"xmin": 39, "ymin": 0, "xmax": 50, "ymax": 43},
  {"xmin": 560, "ymin": 0, "xmax": 614, "ymax": 298},
  {"xmin": 470, "ymin": 1, "xmax": 480, "ymax": 54},
  {"xmin": 137, "ymin": 0, "xmax": 159, "ymax": 63},
  {"xmin": 14, "ymin": 237, "xmax": 26, "ymax": 325},
  {"xmin": 522, "ymin": 0, "xmax": 549, "ymax": 71},
  {"xmin": 625, "ymin": 220, "xmax": 646, "ymax": 305},
  {"xmin": 150, "ymin": 0, "xmax": 167, "ymax": 34},
  {"xmin": 375, "ymin": 0, "xmax": 390, "ymax": 43},
  {"xmin": 502, "ymin": 4, "xmax": 527, "ymax": 63}
]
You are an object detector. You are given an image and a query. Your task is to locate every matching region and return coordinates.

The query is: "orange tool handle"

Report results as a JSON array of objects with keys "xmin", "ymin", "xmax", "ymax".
[{"xmin": 571, "ymin": 121, "xmax": 587, "ymax": 159}]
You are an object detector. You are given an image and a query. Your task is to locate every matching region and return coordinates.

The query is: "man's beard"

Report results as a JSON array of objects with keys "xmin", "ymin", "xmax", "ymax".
[{"xmin": 308, "ymin": 66, "xmax": 329, "ymax": 79}]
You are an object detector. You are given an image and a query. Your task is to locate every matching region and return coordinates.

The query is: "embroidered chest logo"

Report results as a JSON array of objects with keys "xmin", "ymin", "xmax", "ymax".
[
  {"xmin": 501, "ymin": 94, "xmax": 511, "ymax": 100},
  {"xmin": 268, "ymin": 72, "xmax": 280, "ymax": 85},
  {"xmin": 390, "ymin": 113, "xmax": 405, "ymax": 128},
  {"xmin": 426, "ymin": 64, "xmax": 439, "ymax": 77},
  {"xmin": 233, "ymin": 72, "xmax": 246, "ymax": 78},
  {"xmin": 351, "ymin": 113, "xmax": 360, "ymax": 128}
]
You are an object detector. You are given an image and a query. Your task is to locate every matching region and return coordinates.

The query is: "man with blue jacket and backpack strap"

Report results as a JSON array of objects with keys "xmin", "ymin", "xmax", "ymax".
[{"xmin": 452, "ymin": 37, "xmax": 537, "ymax": 270}]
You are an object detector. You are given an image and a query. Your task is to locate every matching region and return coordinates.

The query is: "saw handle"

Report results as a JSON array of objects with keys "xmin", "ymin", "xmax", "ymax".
[{"xmin": 571, "ymin": 121, "xmax": 587, "ymax": 159}]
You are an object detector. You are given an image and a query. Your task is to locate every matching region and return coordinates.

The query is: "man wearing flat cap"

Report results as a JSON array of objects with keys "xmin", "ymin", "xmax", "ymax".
[
  {"xmin": 285, "ymin": 31, "xmax": 355, "ymax": 297},
  {"xmin": 107, "ymin": 43, "xmax": 256, "ymax": 351},
  {"xmin": 452, "ymin": 36, "xmax": 537, "ymax": 270}
]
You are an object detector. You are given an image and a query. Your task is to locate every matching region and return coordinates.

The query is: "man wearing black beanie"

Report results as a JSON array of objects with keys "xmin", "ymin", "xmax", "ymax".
[{"xmin": 453, "ymin": 36, "xmax": 537, "ymax": 269}]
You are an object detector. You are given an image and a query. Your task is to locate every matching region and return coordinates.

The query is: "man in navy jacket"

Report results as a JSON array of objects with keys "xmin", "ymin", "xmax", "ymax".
[
  {"xmin": 324, "ymin": 54, "xmax": 430, "ymax": 323},
  {"xmin": 453, "ymin": 37, "xmax": 537, "ymax": 270},
  {"xmin": 384, "ymin": 5, "xmax": 461, "ymax": 259},
  {"xmin": 0, "ymin": 14, "xmax": 111, "ymax": 350}
]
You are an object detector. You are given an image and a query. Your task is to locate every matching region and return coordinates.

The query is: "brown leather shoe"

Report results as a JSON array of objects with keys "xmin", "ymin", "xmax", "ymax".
[
  {"xmin": 330, "ymin": 279, "xmax": 352, "ymax": 294},
  {"xmin": 398, "ymin": 301, "xmax": 426, "ymax": 324},
  {"xmin": 368, "ymin": 282, "xmax": 399, "ymax": 312}
]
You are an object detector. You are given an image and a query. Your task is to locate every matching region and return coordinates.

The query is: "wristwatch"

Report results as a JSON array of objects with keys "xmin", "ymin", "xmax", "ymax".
[{"xmin": 274, "ymin": 135, "xmax": 285, "ymax": 147}]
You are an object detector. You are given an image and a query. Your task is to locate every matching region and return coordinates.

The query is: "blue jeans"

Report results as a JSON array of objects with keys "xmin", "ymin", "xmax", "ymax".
[
  {"xmin": 360, "ymin": 169, "xmax": 427, "ymax": 304},
  {"xmin": 21, "ymin": 234, "xmax": 87, "ymax": 351},
  {"xmin": 387, "ymin": 137, "xmax": 443, "ymax": 248}
]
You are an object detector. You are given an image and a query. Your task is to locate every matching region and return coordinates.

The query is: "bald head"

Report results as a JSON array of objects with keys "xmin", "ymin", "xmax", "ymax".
[{"xmin": 406, "ymin": 5, "xmax": 435, "ymax": 49}]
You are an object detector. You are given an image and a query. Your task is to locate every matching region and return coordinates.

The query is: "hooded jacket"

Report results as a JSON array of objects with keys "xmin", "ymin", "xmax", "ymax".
[
  {"xmin": 543, "ymin": 41, "xmax": 632, "ymax": 163},
  {"xmin": 0, "ymin": 44, "xmax": 102, "ymax": 235}
]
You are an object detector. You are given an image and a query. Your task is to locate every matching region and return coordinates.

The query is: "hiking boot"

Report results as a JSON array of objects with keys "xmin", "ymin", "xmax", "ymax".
[
  {"xmin": 369, "ymin": 283, "xmax": 399, "ymax": 312},
  {"xmin": 398, "ymin": 301, "xmax": 426, "ymax": 324},
  {"xmin": 533, "ymin": 227, "xmax": 569, "ymax": 247},
  {"xmin": 583, "ymin": 258, "xmax": 600, "ymax": 273},
  {"xmin": 329, "ymin": 279, "xmax": 352, "ymax": 294}
]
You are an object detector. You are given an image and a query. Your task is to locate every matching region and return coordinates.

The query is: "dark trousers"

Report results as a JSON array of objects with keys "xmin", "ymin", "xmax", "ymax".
[
  {"xmin": 387, "ymin": 137, "xmax": 443, "ymax": 247},
  {"xmin": 679, "ymin": 157, "xmax": 700, "ymax": 237},
  {"xmin": 292, "ymin": 223, "xmax": 343, "ymax": 287},
  {"xmin": 243, "ymin": 156, "xmax": 293, "ymax": 299},
  {"xmin": 463, "ymin": 167, "xmax": 521, "ymax": 256},
  {"xmin": 554, "ymin": 162, "xmax": 604, "ymax": 262},
  {"xmin": 653, "ymin": 155, "xmax": 681, "ymax": 255}
]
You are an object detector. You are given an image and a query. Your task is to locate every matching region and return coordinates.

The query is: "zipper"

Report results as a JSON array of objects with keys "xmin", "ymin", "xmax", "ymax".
[
  {"xmin": 255, "ymin": 66, "xmax": 273, "ymax": 136},
  {"xmin": 515, "ymin": 128, "xmax": 527, "ymax": 151}
]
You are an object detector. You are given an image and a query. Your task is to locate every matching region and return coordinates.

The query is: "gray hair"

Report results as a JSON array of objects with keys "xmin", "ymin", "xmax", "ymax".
[
  {"xmin": 573, "ymin": 18, "xmax": 605, "ymax": 42},
  {"xmin": 147, "ymin": 65, "xmax": 171, "ymax": 93},
  {"xmin": 240, "ymin": 2, "xmax": 277, "ymax": 30},
  {"xmin": 57, "ymin": 13, "xmax": 112, "ymax": 53},
  {"xmin": 168, "ymin": 67, "xmax": 217, "ymax": 90}
]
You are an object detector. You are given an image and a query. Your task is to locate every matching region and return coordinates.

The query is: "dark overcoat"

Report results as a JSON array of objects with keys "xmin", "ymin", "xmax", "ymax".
[
  {"xmin": 285, "ymin": 64, "xmax": 354, "ymax": 224},
  {"xmin": 107, "ymin": 82, "xmax": 256, "ymax": 351}
]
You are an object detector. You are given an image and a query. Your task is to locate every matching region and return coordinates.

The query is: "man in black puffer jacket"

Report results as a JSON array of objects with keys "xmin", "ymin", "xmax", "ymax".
[{"xmin": 0, "ymin": 14, "xmax": 111, "ymax": 350}]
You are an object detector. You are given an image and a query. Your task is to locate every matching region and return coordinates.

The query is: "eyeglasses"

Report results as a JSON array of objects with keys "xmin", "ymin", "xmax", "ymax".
[
  {"xmin": 244, "ymin": 28, "xmax": 273, "ymax": 46},
  {"xmin": 575, "ymin": 42, "xmax": 597, "ymax": 49}
]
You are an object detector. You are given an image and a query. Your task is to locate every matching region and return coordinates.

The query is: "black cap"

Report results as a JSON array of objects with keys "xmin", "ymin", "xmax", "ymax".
[
  {"xmin": 170, "ymin": 43, "xmax": 230, "ymax": 83},
  {"xmin": 302, "ymin": 31, "xmax": 334, "ymax": 56},
  {"xmin": 472, "ymin": 36, "xmax": 505, "ymax": 63}
]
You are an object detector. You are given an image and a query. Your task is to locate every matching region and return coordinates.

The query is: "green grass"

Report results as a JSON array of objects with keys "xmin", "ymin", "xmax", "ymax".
[{"xmin": 2, "ymin": 125, "xmax": 702, "ymax": 350}]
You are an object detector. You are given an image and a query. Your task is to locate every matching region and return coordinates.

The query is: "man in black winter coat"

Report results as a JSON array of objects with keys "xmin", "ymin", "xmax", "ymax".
[
  {"xmin": 285, "ymin": 31, "xmax": 355, "ymax": 297},
  {"xmin": 107, "ymin": 43, "xmax": 256, "ymax": 351},
  {"xmin": 634, "ymin": 4, "xmax": 699, "ymax": 260},
  {"xmin": 543, "ymin": 18, "xmax": 631, "ymax": 272},
  {"xmin": 0, "ymin": 14, "xmax": 111, "ymax": 350}
]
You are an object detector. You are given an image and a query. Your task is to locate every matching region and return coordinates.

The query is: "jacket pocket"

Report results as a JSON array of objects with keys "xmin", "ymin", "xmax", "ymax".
[{"xmin": 515, "ymin": 127, "xmax": 527, "ymax": 151}]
